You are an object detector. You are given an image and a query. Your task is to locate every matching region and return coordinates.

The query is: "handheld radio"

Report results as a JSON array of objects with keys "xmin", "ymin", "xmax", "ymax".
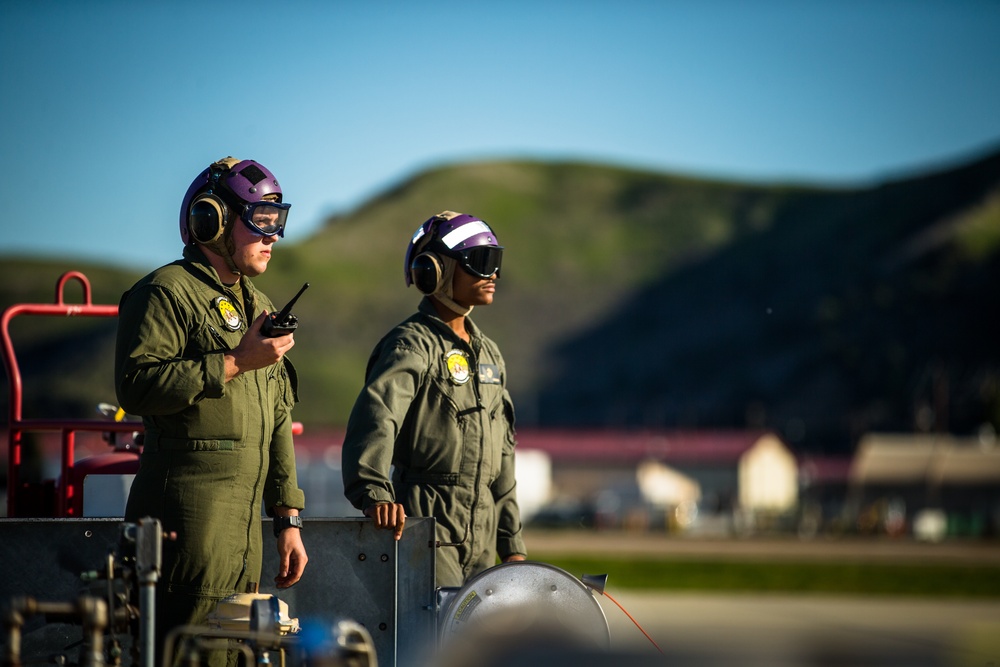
[{"xmin": 261, "ymin": 282, "xmax": 309, "ymax": 337}]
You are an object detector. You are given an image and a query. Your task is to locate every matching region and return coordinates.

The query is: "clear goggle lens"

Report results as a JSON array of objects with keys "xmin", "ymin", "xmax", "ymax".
[
  {"xmin": 458, "ymin": 246, "xmax": 503, "ymax": 278},
  {"xmin": 241, "ymin": 202, "xmax": 291, "ymax": 237}
]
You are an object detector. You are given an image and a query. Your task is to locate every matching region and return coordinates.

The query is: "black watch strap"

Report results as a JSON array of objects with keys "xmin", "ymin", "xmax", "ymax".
[{"xmin": 273, "ymin": 515, "xmax": 303, "ymax": 537}]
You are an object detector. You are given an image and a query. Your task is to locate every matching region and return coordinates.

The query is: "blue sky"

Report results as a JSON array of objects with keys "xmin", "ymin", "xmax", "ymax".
[{"xmin": 2, "ymin": 1, "xmax": 999, "ymax": 271}]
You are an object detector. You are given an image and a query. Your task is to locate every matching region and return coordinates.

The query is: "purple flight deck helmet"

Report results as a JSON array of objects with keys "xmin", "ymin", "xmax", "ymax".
[
  {"xmin": 179, "ymin": 158, "xmax": 288, "ymax": 244},
  {"xmin": 404, "ymin": 212, "xmax": 503, "ymax": 287}
]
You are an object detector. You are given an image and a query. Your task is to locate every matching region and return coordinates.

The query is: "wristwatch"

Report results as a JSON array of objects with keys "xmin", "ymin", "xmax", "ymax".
[{"xmin": 273, "ymin": 515, "xmax": 303, "ymax": 537}]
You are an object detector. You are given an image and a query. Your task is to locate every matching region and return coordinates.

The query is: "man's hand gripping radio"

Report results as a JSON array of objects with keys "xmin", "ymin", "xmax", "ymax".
[{"xmin": 261, "ymin": 282, "xmax": 309, "ymax": 337}]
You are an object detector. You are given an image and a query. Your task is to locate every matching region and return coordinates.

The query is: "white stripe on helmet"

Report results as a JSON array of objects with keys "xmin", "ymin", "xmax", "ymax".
[{"xmin": 441, "ymin": 220, "xmax": 491, "ymax": 249}]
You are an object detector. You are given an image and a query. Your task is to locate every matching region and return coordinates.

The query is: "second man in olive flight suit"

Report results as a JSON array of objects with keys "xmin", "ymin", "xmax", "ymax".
[{"xmin": 341, "ymin": 211, "xmax": 527, "ymax": 587}]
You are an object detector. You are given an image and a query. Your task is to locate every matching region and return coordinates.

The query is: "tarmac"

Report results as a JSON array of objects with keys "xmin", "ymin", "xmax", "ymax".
[
  {"xmin": 598, "ymin": 591, "xmax": 1000, "ymax": 667},
  {"xmin": 523, "ymin": 530, "xmax": 1000, "ymax": 667}
]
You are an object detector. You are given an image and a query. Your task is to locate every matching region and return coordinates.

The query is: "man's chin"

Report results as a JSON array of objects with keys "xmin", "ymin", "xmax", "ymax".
[{"xmin": 242, "ymin": 259, "xmax": 269, "ymax": 277}]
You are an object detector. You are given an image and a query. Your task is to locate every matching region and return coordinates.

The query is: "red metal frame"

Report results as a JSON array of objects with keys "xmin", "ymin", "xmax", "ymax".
[{"xmin": 2, "ymin": 271, "xmax": 142, "ymax": 517}]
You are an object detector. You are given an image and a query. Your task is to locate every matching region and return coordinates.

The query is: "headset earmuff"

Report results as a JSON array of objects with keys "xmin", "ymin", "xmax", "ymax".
[
  {"xmin": 409, "ymin": 215, "xmax": 453, "ymax": 294},
  {"xmin": 410, "ymin": 251, "xmax": 445, "ymax": 295},
  {"xmin": 187, "ymin": 193, "xmax": 229, "ymax": 244}
]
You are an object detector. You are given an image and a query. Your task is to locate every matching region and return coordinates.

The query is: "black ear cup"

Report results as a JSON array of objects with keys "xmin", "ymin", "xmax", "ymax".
[
  {"xmin": 188, "ymin": 194, "xmax": 228, "ymax": 244},
  {"xmin": 410, "ymin": 252, "xmax": 445, "ymax": 294}
]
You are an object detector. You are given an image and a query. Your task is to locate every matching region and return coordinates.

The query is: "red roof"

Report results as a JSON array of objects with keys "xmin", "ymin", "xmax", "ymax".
[
  {"xmin": 798, "ymin": 455, "xmax": 853, "ymax": 484},
  {"xmin": 514, "ymin": 428, "xmax": 776, "ymax": 465}
]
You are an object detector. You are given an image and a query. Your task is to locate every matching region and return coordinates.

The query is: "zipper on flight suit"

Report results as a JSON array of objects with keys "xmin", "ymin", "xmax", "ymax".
[
  {"xmin": 226, "ymin": 284, "xmax": 262, "ymax": 588},
  {"xmin": 464, "ymin": 339, "xmax": 487, "ymax": 574},
  {"xmin": 246, "ymin": 295, "xmax": 268, "ymax": 591},
  {"xmin": 433, "ymin": 337, "xmax": 484, "ymax": 564}
]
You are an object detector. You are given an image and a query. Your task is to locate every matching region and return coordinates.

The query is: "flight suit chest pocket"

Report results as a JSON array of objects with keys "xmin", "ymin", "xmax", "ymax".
[
  {"xmin": 189, "ymin": 312, "xmax": 242, "ymax": 356},
  {"xmin": 166, "ymin": 319, "xmax": 244, "ymax": 443}
]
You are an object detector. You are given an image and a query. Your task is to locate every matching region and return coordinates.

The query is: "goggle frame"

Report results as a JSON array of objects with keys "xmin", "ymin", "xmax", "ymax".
[
  {"xmin": 453, "ymin": 245, "xmax": 503, "ymax": 279},
  {"xmin": 240, "ymin": 201, "xmax": 291, "ymax": 238}
]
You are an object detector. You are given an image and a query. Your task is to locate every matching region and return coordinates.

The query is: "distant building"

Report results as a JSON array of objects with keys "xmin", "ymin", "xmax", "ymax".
[
  {"xmin": 515, "ymin": 429, "xmax": 799, "ymax": 532},
  {"xmin": 847, "ymin": 432, "xmax": 1000, "ymax": 538}
]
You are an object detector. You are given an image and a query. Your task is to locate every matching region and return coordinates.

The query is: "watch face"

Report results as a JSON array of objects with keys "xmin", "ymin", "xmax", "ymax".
[{"xmin": 274, "ymin": 516, "xmax": 302, "ymax": 536}]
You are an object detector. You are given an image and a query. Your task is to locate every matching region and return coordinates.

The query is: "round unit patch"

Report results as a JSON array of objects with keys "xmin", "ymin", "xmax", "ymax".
[
  {"xmin": 445, "ymin": 349, "xmax": 471, "ymax": 385},
  {"xmin": 213, "ymin": 296, "xmax": 242, "ymax": 331}
]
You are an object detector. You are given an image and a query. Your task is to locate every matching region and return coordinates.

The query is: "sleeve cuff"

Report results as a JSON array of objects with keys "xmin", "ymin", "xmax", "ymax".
[
  {"xmin": 266, "ymin": 489, "xmax": 306, "ymax": 516},
  {"xmin": 203, "ymin": 352, "xmax": 227, "ymax": 398},
  {"xmin": 497, "ymin": 534, "xmax": 527, "ymax": 559},
  {"xmin": 360, "ymin": 492, "xmax": 396, "ymax": 513}
]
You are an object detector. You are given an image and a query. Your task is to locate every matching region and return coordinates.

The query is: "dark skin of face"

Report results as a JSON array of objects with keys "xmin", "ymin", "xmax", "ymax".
[{"xmin": 429, "ymin": 267, "xmax": 497, "ymax": 341}]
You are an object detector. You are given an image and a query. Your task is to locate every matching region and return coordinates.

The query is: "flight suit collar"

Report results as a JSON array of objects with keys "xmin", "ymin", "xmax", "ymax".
[
  {"xmin": 182, "ymin": 244, "xmax": 260, "ymax": 316},
  {"xmin": 418, "ymin": 297, "xmax": 481, "ymax": 350}
]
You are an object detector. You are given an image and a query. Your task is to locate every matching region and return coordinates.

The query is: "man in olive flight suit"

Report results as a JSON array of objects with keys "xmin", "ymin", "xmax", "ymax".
[
  {"xmin": 116, "ymin": 157, "xmax": 307, "ymax": 664},
  {"xmin": 341, "ymin": 211, "xmax": 526, "ymax": 587}
]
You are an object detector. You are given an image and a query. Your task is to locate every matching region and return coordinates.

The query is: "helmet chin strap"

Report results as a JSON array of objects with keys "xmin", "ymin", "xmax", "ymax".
[
  {"xmin": 434, "ymin": 255, "xmax": 473, "ymax": 316},
  {"xmin": 202, "ymin": 216, "xmax": 240, "ymax": 276},
  {"xmin": 221, "ymin": 218, "xmax": 241, "ymax": 276}
]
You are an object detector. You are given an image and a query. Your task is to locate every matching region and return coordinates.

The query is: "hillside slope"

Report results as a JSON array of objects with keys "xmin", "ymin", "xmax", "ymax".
[{"xmin": 537, "ymin": 149, "xmax": 1000, "ymax": 451}]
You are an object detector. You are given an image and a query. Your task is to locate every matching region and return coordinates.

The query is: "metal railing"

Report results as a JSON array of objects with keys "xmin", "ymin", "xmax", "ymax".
[{"xmin": 1, "ymin": 271, "xmax": 141, "ymax": 517}]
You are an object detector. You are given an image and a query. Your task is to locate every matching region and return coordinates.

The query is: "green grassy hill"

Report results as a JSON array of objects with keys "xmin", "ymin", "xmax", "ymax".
[
  {"xmin": 3, "ymin": 147, "xmax": 999, "ymax": 453},
  {"xmin": 536, "ymin": 149, "xmax": 1000, "ymax": 450}
]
